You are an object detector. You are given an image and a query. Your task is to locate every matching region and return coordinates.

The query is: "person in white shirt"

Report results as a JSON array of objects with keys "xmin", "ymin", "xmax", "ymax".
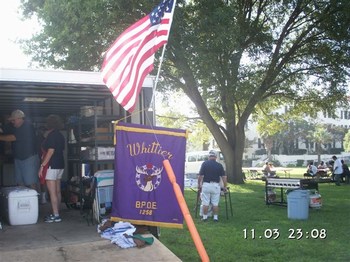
[
  {"xmin": 317, "ymin": 161, "xmax": 327, "ymax": 169},
  {"xmin": 262, "ymin": 162, "xmax": 276, "ymax": 177},
  {"xmin": 332, "ymin": 156, "xmax": 343, "ymax": 186},
  {"xmin": 316, "ymin": 161, "xmax": 328, "ymax": 178},
  {"xmin": 304, "ymin": 161, "xmax": 318, "ymax": 178}
]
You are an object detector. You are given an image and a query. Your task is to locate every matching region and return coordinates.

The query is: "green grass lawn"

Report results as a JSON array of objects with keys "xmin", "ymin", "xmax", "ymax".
[{"xmin": 159, "ymin": 168, "xmax": 350, "ymax": 262}]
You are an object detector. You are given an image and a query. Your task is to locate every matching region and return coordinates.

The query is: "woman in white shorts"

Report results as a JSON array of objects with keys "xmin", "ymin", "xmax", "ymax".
[{"xmin": 39, "ymin": 115, "xmax": 65, "ymax": 223}]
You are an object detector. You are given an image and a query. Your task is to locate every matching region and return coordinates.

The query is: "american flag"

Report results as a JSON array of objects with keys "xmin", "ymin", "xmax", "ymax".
[{"xmin": 101, "ymin": 0, "xmax": 175, "ymax": 113}]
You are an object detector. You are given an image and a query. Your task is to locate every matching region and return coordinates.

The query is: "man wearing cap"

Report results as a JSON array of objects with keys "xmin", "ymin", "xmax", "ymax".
[
  {"xmin": 198, "ymin": 150, "xmax": 227, "ymax": 222},
  {"xmin": 0, "ymin": 110, "xmax": 39, "ymax": 190}
]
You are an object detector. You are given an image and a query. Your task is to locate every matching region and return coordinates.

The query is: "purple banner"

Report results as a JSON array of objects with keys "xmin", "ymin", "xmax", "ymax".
[{"xmin": 111, "ymin": 122, "xmax": 187, "ymax": 228}]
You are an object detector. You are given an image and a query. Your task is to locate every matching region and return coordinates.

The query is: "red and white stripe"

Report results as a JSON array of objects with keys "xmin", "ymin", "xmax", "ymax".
[{"xmin": 101, "ymin": 3, "xmax": 174, "ymax": 112}]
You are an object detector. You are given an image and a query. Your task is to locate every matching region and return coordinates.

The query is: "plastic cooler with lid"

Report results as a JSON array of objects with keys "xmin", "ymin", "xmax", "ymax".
[
  {"xmin": 0, "ymin": 186, "xmax": 39, "ymax": 225},
  {"xmin": 93, "ymin": 170, "xmax": 114, "ymax": 222}
]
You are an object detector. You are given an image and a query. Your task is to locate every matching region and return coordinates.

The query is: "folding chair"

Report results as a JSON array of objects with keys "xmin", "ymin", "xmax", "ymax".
[
  {"xmin": 193, "ymin": 188, "xmax": 201, "ymax": 218},
  {"xmin": 80, "ymin": 176, "xmax": 95, "ymax": 226},
  {"xmin": 222, "ymin": 187, "xmax": 233, "ymax": 219}
]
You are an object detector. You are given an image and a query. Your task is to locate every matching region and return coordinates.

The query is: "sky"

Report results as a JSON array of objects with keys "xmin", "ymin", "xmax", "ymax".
[
  {"xmin": 0, "ymin": 0, "xmax": 195, "ymax": 115},
  {"xmin": 0, "ymin": 0, "xmax": 39, "ymax": 68}
]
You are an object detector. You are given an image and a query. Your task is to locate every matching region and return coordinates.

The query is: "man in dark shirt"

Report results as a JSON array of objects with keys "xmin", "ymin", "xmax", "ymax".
[
  {"xmin": 341, "ymin": 160, "xmax": 350, "ymax": 184},
  {"xmin": 198, "ymin": 150, "xmax": 227, "ymax": 222},
  {"xmin": 0, "ymin": 110, "xmax": 39, "ymax": 191}
]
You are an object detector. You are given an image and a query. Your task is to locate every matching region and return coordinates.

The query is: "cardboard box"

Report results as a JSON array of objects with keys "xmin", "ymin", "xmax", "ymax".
[
  {"xmin": 95, "ymin": 127, "xmax": 110, "ymax": 141},
  {"xmin": 82, "ymin": 147, "xmax": 115, "ymax": 160},
  {"xmin": 0, "ymin": 186, "xmax": 39, "ymax": 225}
]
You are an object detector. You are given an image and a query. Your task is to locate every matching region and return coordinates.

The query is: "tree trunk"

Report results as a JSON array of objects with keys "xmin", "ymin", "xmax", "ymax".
[
  {"xmin": 232, "ymin": 129, "xmax": 245, "ymax": 184},
  {"xmin": 218, "ymin": 124, "xmax": 245, "ymax": 185},
  {"xmin": 264, "ymin": 138, "xmax": 273, "ymax": 162},
  {"xmin": 317, "ymin": 143, "xmax": 321, "ymax": 163},
  {"xmin": 170, "ymin": 42, "xmax": 245, "ymax": 185}
]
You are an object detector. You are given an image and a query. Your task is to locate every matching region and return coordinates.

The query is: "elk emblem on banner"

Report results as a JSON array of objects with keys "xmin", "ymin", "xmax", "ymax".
[{"xmin": 135, "ymin": 163, "xmax": 163, "ymax": 192}]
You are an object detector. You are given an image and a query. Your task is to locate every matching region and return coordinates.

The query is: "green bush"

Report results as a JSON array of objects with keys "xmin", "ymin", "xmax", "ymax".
[
  {"xmin": 296, "ymin": 159, "xmax": 304, "ymax": 167},
  {"xmin": 271, "ymin": 160, "xmax": 281, "ymax": 166},
  {"xmin": 242, "ymin": 159, "xmax": 252, "ymax": 167},
  {"xmin": 255, "ymin": 149, "xmax": 266, "ymax": 155},
  {"xmin": 329, "ymin": 148, "xmax": 342, "ymax": 154}
]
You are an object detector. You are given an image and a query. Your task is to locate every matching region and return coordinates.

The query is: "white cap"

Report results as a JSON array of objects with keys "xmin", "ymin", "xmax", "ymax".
[
  {"xmin": 9, "ymin": 110, "xmax": 25, "ymax": 120},
  {"xmin": 209, "ymin": 150, "xmax": 216, "ymax": 157}
]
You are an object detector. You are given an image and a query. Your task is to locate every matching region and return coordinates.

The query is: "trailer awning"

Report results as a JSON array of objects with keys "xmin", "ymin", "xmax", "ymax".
[{"xmin": 0, "ymin": 68, "xmax": 153, "ymax": 118}]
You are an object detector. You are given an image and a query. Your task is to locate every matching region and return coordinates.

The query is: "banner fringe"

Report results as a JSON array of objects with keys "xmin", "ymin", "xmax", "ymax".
[{"xmin": 110, "ymin": 217, "xmax": 183, "ymax": 229}]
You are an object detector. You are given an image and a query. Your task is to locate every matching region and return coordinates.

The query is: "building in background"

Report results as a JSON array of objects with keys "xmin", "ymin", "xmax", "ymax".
[{"xmin": 244, "ymin": 105, "xmax": 350, "ymax": 166}]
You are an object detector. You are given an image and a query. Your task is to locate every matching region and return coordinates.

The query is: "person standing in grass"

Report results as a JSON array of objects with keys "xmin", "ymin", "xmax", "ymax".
[
  {"xmin": 198, "ymin": 150, "xmax": 227, "ymax": 222},
  {"xmin": 341, "ymin": 160, "xmax": 350, "ymax": 184},
  {"xmin": 39, "ymin": 114, "xmax": 65, "ymax": 223},
  {"xmin": 332, "ymin": 156, "xmax": 343, "ymax": 186}
]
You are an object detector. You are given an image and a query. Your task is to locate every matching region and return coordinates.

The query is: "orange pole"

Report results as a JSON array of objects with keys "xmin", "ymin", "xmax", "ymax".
[{"xmin": 163, "ymin": 159, "xmax": 210, "ymax": 262}]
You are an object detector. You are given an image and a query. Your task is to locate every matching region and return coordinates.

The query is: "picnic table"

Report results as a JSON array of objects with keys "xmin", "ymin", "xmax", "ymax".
[
  {"xmin": 242, "ymin": 167, "xmax": 264, "ymax": 179},
  {"xmin": 242, "ymin": 167, "xmax": 293, "ymax": 179},
  {"xmin": 273, "ymin": 167, "xmax": 293, "ymax": 178},
  {"xmin": 316, "ymin": 168, "xmax": 331, "ymax": 177},
  {"xmin": 304, "ymin": 168, "xmax": 331, "ymax": 179}
]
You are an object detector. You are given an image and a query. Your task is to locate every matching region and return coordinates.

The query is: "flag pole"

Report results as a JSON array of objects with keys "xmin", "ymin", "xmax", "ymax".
[
  {"xmin": 148, "ymin": 45, "xmax": 166, "ymax": 111},
  {"xmin": 148, "ymin": 0, "xmax": 177, "ymax": 110}
]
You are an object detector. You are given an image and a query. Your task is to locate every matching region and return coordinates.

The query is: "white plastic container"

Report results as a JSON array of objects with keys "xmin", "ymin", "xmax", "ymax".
[
  {"xmin": 0, "ymin": 186, "xmax": 39, "ymax": 226},
  {"xmin": 309, "ymin": 192, "xmax": 322, "ymax": 209},
  {"xmin": 265, "ymin": 188, "xmax": 277, "ymax": 203}
]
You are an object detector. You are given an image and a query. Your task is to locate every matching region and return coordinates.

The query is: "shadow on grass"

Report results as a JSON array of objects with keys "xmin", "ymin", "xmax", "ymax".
[{"xmin": 160, "ymin": 180, "xmax": 350, "ymax": 262}]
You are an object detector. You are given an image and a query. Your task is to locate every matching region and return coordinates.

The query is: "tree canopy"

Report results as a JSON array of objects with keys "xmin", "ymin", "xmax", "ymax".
[{"xmin": 20, "ymin": 0, "xmax": 350, "ymax": 184}]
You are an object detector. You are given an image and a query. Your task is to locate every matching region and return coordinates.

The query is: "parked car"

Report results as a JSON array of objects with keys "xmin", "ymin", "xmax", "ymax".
[{"xmin": 185, "ymin": 150, "xmax": 226, "ymax": 175}]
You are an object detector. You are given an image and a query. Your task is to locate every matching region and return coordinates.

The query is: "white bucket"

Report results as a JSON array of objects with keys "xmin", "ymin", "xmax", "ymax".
[{"xmin": 309, "ymin": 192, "xmax": 322, "ymax": 209}]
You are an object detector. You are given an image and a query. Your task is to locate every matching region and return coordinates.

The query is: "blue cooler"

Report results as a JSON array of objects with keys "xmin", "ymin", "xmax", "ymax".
[{"xmin": 93, "ymin": 170, "xmax": 114, "ymax": 222}]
